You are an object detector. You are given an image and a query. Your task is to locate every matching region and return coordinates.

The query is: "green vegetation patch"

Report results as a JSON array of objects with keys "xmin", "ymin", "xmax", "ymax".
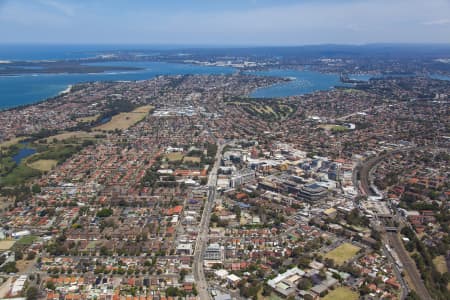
[
  {"xmin": 324, "ymin": 243, "xmax": 361, "ymax": 266},
  {"xmin": 1, "ymin": 140, "xmax": 86, "ymax": 189},
  {"xmin": 331, "ymin": 125, "xmax": 349, "ymax": 133},
  {"xmin": 322, "ymin": 287, "xmax": 359, "ymax": 300},
  {"xmin": 0, "ymin": 164, "xmax": 41, "ymax": 187},
  {"xmin": 28, "ymin": 159, "xmax": 58, "ymax": 171},
  {"xmin": 97, "ymin": 208, "xmax": 113, "ymax": 218},
  {"xmin": 165, "ymin": 152, "xmax": 184, "ymax": 162},
  {"xmin": 183, "ymin": 156, "xmax": 201, "ymax": 163},
  {"xmin": 87, "ymin": 241, "xmax": 98, "ymax": 250},
  {"xmin": 227, "ymin": 98, "xmax": 297, "ymax": 121},
  {"xmin": 432, "ymin": 255, "xmax": 448, "ymax": 274},
  {"xmin": 16, "ymin": 235, "xmax": 38, "ymax": 246},
  {"xmin": 28, "ymin": 144, "xmax": 81, "ymax": 165}
]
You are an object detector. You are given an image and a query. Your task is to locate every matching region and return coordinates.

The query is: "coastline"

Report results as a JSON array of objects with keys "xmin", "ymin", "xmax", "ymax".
[
  {"xmin": 0, "ymin": 85, "xmax": 71, "ymax": 112},
  {"xmin": 59, "ymin": 85, "xmax": 73, "ymax": 95}
]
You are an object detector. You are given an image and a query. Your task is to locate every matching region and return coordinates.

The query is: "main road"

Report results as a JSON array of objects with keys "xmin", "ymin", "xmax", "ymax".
[
  {"xmin": 193, "ymin": 142, "xmax": 226, "ymax": 300},
  {"xmin": 356, "ymin": 147, "xmax": 432, "ymax": 300}
]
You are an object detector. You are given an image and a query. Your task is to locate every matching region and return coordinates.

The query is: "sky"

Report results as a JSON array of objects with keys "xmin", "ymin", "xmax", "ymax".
[{"xmin": 0, "ymin": 0, "xmax": 450, "ymax": 45}]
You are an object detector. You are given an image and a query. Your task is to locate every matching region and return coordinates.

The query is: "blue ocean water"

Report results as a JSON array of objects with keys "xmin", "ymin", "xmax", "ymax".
[
  {"xmin": 430, "ymin": 74, "xmax": 450, "ymax": 81},
  {"xmin": 0, "ymin": 61, "xmax": 235, "ymax": 109},
  {"xmin": 0, "ymin": 44, "xmax": 99, "ymax": 61},
  {"xmin": 248, "ymin": 69, "xmax": 348, "ymax": 98},
  {"xmin": 0, "ymin": 44, "xmax": 168, "ymax": 61}
]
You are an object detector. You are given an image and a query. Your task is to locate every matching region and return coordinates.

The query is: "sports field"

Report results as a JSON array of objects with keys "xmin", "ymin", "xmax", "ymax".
[
  {"xmin": 324, "ymin": 243, "xmax": 361, "ymax": 265},
  {"xmin": 322, "ymin": 287, "xmax": 359, "ymax": 300},
  {"xmin": 95, "ymin": 105, "xmax": 153, "ymax": 131},
  {"xmin": 28, "ymin": 159, "xmax": 58, "ymax": 171}
]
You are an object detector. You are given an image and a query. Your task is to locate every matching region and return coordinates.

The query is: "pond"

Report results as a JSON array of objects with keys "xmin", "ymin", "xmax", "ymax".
[{"xmin": 12, "ymin": 147, "xmax": 37, "ymax": 164}]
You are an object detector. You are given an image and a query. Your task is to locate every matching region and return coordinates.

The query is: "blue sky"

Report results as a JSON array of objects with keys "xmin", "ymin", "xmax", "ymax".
[{"xmin": 0, "ymin": 0, "xmax": 449, "ymax": 45}]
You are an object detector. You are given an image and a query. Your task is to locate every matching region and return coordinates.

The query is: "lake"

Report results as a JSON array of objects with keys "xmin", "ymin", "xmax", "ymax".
[{"xmin": 12, "ymin": 147, "xmax": 37, "ymax": 164}]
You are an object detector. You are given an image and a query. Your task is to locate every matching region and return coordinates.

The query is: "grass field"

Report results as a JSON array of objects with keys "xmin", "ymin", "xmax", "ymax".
[
  {"xmin": 183, "ymin": 156, "xmax": 201, "ymax": 163},
  {"xmin": 16, "ymin": 235, "xmax": 38, "ymax": 246},
  {"xmin": 433, "ymin": 255, "xmax": 448, "ymax": 274},
  {"xmin": 322, "ymin": 287, "xmax": 359, "ymax": 300},
  {"xmin": 166, "ymin": 152, "xmax": 184, "ymax": 162},
  {"xmin": 76, "ymin": 114, "xmax": 100, "ymax": 123},
  {"xmin": 0, "ymin": 197, "xmax": 13, "ymax": 211},
  {"xmin": 325, "ymin": 243, "xmax": 361, "ymax": 265},
  {"xmin": 0, "ymin": 240, "xmax": 16, "ymax": 252},
  {"xmin": 28, "ymin": 159, "xmax": 58, "ymax": 171},
  {"xmin": 44, "ymin": 131, "xmax": 96, "ymax": 143},
  {"xmin": 319, "ymin": 124, "xmax": 349, "ymax": 132},
  {"xmin": 95, "ymin": 105, "xmax": 153, "ymax": 131}
]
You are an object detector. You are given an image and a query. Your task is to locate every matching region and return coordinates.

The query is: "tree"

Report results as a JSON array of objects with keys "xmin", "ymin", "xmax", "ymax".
[
  {"xmin": 31, "ymin": 184, "xmax": 41, "ymax": 194},
  {"xmin": 180, "ymin": 269, "xmax": 187, "ymax": 282},
  {"xmin": 405, "ymin": 290, "xmax": 421, "ymax": 300},
  {"xmin": 26, "ymin": 286, "xmax": 39, "ymax": 300},
  {"xmin": 210, "ymin": 213, "xmax": 219, "ymax": 223},
  {"xmin": 0, "ymin": 262, "xmax": 18, "ymax": 273},
  {"xmin": 46, "ymin": 281, "xmax": 56, "ymax": 291},
  {"xmin": 166, "ymin": 287, "xmax": 183, "ymax": 297},
  {"xmin": 319, "ymin": 269, "xmax": 327, "ymax": 280},
  {"xmin": 100, "ymin": 246, "xmax": 110, "ymax": 256},
  {"xmin": 96, "ymin": 208, "xmax": 113, "ymax": 218},
  {"xmin": 297, "ymin": 278, "xmax": 313, "ymax": 290},
  {"xmin": 14, "ymin": 250, "xmax": 23, "ymax": 260},
  {"xmin": 262, "ymin": 284, "xmax": 272, "ymax": 296},
  {"xmin": 26, "ymin": 251, "xmax": 36, "ymax": 260},
  {"xmin": 304, "ymin": 294, "xmax": 314, "ymax": 300},
  {"xmin": 298, "ymin": 256, "xmax": 311, "ymax": 268},
  {"xmin": 324, "ymin": 258, "xmax": 335, "ymax": 268}
]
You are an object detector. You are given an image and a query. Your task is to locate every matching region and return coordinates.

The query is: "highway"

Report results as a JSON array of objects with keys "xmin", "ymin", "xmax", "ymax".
[
  {"xmin": 193, "ymin": 142, "xmax": 226, "ymax": 300},
  {"xmin": 356, "ymin": 147, "xmax": 432, "ymax": 300}
]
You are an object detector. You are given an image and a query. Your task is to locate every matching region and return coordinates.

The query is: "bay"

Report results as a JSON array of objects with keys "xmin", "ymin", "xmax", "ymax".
[
  {"xmin": 430, "ymin": 74, "xmax": 450, "ymax": 81},
  {"xmin": 0, "ymin": 61, "xmax": 235, "ymax": 109},
  {"xmin": 247, "ymin": 69, "xmax": 348, "ymax": 98}
]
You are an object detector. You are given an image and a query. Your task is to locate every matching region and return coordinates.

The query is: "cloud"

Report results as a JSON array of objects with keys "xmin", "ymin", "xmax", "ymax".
[
  {"xmin": 38, "ymin": 0, "xmax": 76, "ymax": 17},
  {"xmin": 123, "ymin": 0, "xmax": 450, "ymax": 44},
  {"xmin": 0, "ymin": 0, "xmax": 450, "ymax": 44},
  {"xmin": 422, "ymin": 18, "xmax": 450, "ymax": 25},
  {"xmin": 0, "ymin": 1, "xmax": 70, "ymax": 26}
]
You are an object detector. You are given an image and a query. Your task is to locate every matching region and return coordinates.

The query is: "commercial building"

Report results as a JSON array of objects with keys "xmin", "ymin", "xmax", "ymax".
[
  {"xmin": 204, "ymin": 243, "xmax": 224, "ymax": 261},
  {"xmin": 230, "ymin": 168, "xmax": 255, "ymax": 188},
  {"xmin": 298, "ymin": 183, "xmax": 328, "ymax": 202}
]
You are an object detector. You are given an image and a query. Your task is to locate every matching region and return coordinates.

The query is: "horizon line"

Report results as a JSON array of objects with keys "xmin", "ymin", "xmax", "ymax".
[{"xmin": 1, "ymin": 42, "xmax": 450, "ymax": 48}]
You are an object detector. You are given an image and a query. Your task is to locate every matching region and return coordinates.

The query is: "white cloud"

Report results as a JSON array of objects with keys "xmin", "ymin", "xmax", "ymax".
[
  {"xmin": 422, "ymin": 18, "xmax": 450, "ymax": 25},
  {"xmin": 38, "ymin": 0, "xmax": 76, "ymax": 17},
  {"xmin": 1, "ymin": 0, "xmax": 450, "ymax": 44}
]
